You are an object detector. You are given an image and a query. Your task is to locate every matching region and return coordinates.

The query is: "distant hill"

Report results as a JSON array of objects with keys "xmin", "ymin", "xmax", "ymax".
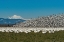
[{"xmin": 0, "ymin": 18, "xmax": 26, "ymax": 27}]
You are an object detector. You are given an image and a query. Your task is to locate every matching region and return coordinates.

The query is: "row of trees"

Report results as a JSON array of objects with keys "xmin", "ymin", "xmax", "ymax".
[{"xmin": 0, "ymin": 24, "xmax": 13, "ymax": 27}]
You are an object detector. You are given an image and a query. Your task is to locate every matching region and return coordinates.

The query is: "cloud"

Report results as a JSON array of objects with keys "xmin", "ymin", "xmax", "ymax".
[{"xmin": 9, "ymin": 15, "xmax": 24, "ymax": 19}]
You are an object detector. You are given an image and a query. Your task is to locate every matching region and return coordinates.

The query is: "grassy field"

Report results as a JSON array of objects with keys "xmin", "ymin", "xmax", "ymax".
[{"xmin": 0, "ymin": 31, "xmax": 64, "ymax": 42}]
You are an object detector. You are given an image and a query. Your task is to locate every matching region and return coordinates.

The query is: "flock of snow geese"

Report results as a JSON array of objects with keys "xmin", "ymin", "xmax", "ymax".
[
  {"xmin": 1, "ymin": 14, "xmax": 64, "ymax": 33},
  {"xmin": 0, "ymin": 27, "xmax": 64, "ymax": 33},
  {"xmin": 14, "ymin": 14, "xmax": 64, "ymax": 27}
]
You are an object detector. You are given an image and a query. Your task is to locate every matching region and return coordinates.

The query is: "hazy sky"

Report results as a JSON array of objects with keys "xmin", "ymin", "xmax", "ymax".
[{"xmin": 0, "ymin": 0, "xmax": 64, "ymax": 19}]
